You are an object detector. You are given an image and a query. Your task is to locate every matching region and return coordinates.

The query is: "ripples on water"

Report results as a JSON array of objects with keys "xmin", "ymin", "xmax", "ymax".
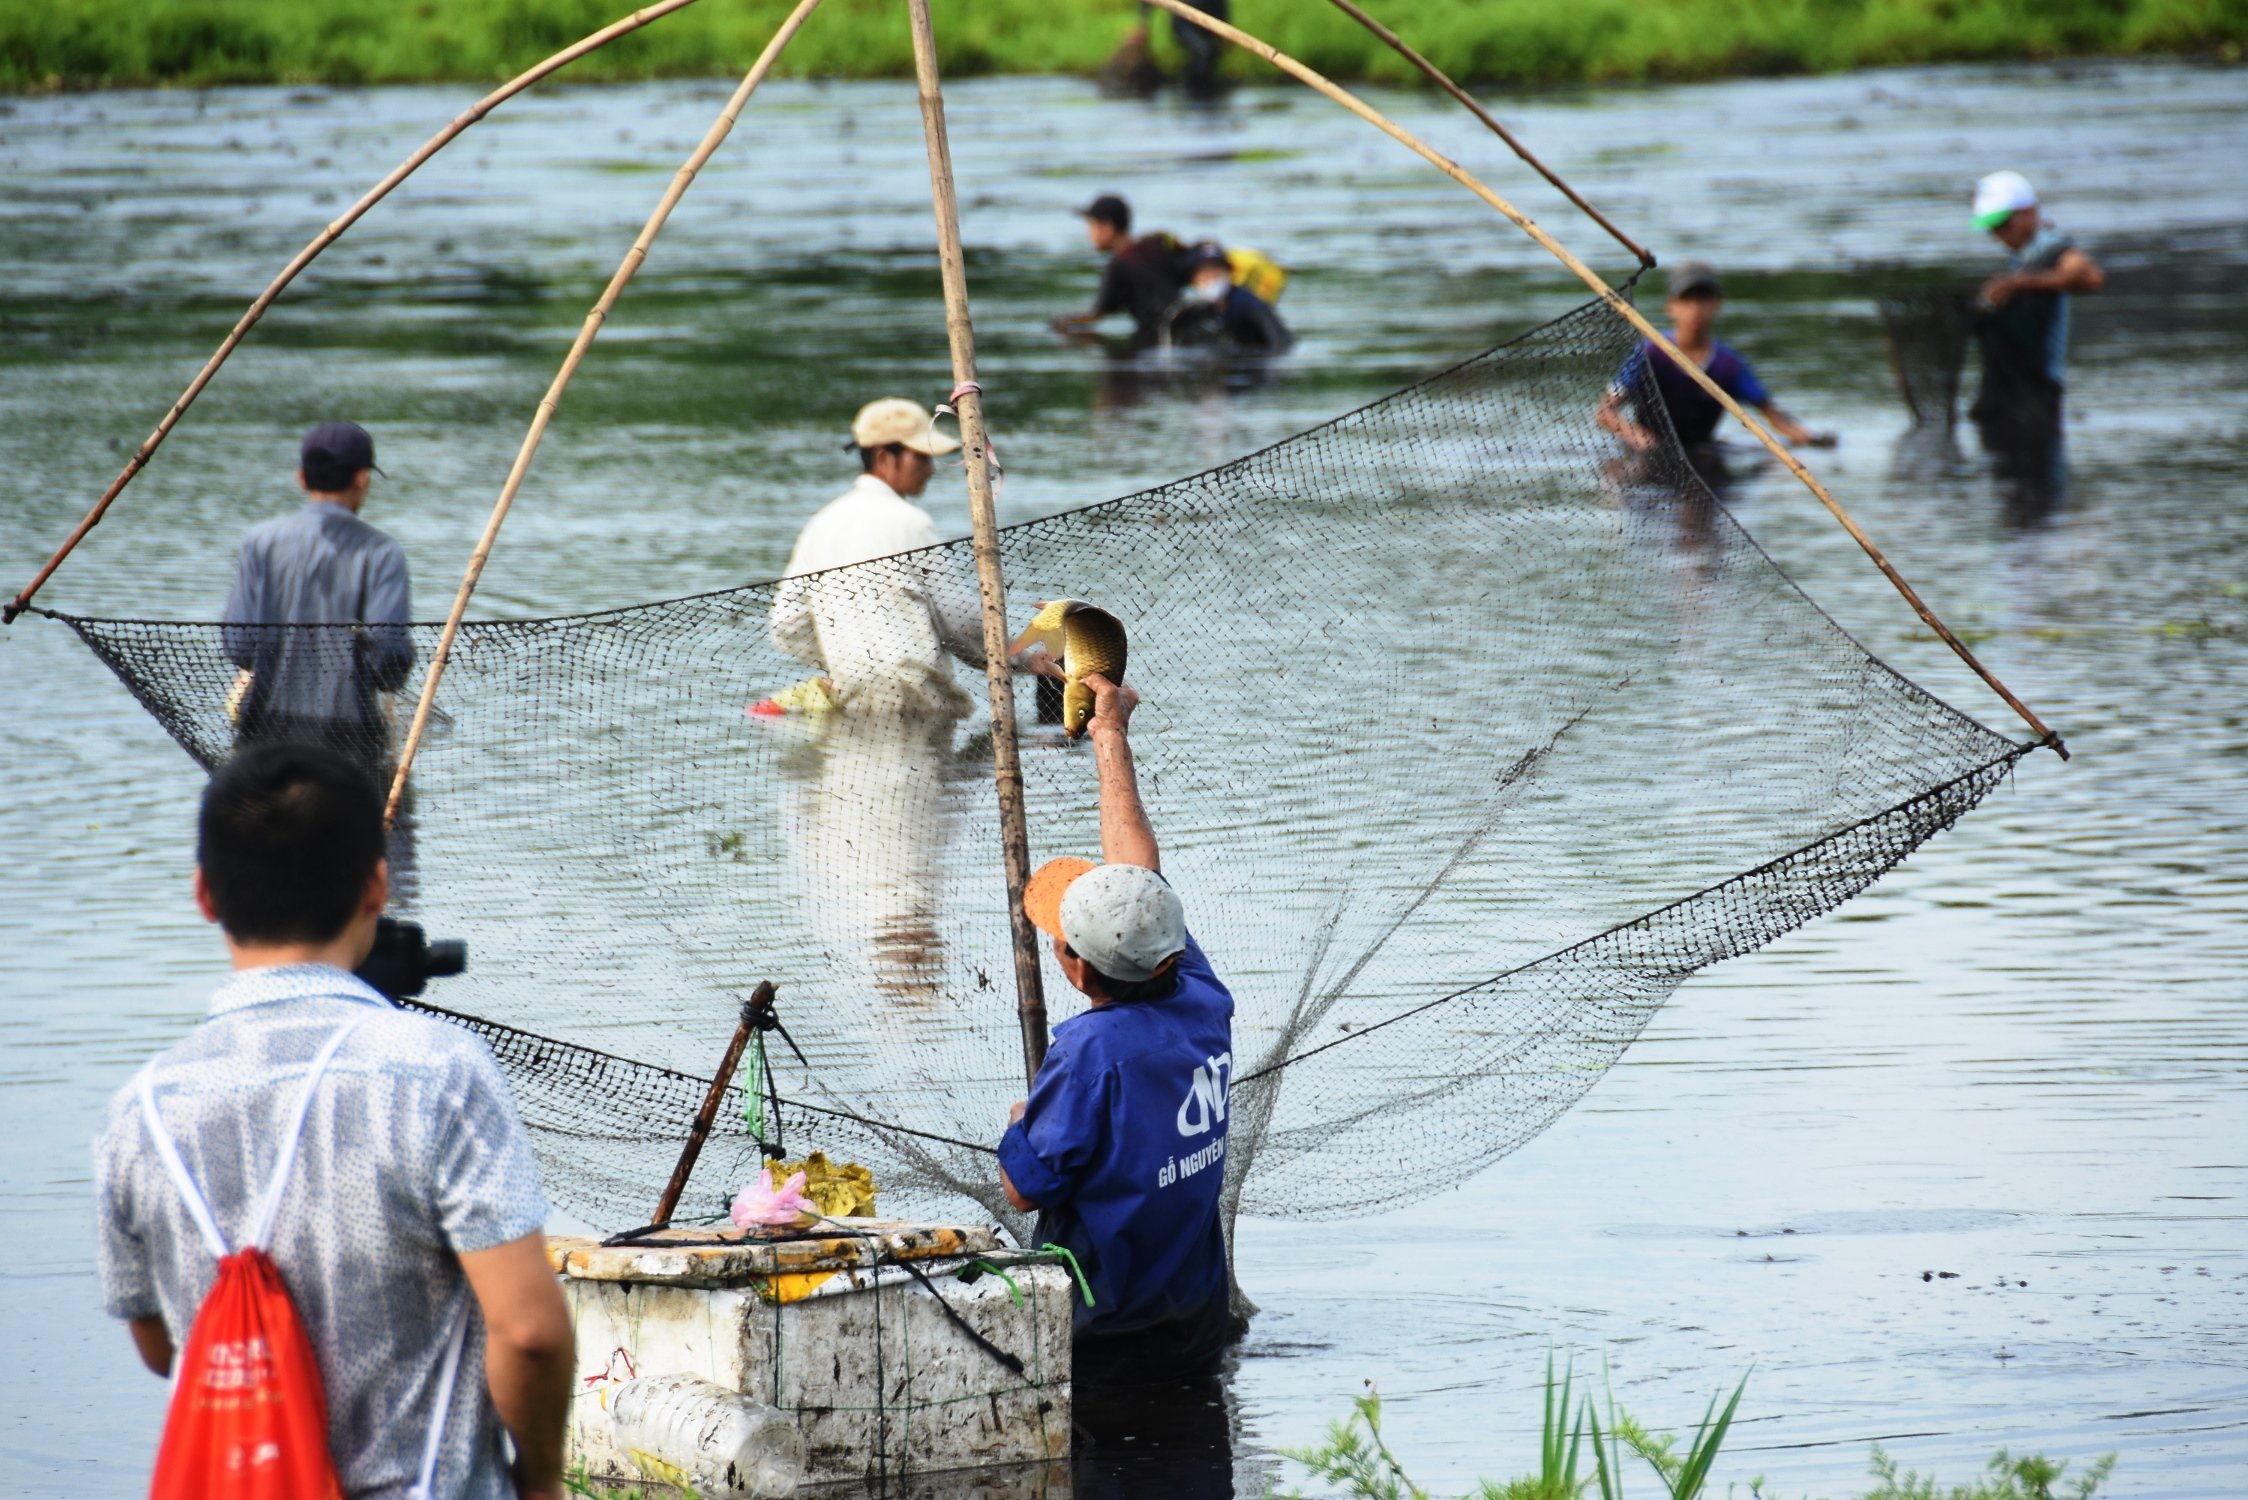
[{"xmin": 3, "ymin": 61, "xmax": 2244, "ymax": 1496}]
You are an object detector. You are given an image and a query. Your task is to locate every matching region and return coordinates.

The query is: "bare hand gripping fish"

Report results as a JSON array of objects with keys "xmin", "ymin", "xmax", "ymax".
[{"xmin": 1009, "ymin": 599, "xmax": 1128, "ymax": 739}]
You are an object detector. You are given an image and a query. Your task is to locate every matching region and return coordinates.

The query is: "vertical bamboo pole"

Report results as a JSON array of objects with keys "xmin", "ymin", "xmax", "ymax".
[
  {"xmin": 903, "ymin": 0, "xmax": 1051, "ymax": 1086},
  {"xmin": 3, "ymin": 0, "xmax": 717, "ymax": 626},
  {"xmin": 1138, "ymin": 0, "xmax": 2065, "ymax": 759},
  {"xmin": 383, "ymin": 0, "xmax": 825, "ymax": 825}
]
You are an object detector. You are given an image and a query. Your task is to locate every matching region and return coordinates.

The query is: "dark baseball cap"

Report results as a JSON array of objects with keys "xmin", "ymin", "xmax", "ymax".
[
  {"xmin": 1077, "ymin": 194, "xmax": 1131, "ymax": 230},
  {"xmin": 1184, "ymin": 240, "xmax": 1229, "ymax": 272},
  {"xmin": 299, "ymin": 421, "xmax": 382, "ymax": 491},
  {"xmin": 1666, "ymin": 260, "xmax": 1723, "ymax": 299}
]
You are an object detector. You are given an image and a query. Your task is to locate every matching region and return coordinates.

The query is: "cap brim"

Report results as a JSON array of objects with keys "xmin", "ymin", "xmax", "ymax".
[
  {"xmin": 1972, "ymin": 207, "xmax": 2020, "ymax": 232},
  {"xmin": 1024, "ymin": 857, "xmax": 1097, "ymax": 939},
  {"xmin": 902, "ymin": 430, "xmax": 963, "ymax": 457}
]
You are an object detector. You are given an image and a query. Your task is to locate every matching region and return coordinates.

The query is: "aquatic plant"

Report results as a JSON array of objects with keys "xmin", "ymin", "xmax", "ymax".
[
  {"xmin": 562, "ymin": 1463, "xmax": 654, "ymax": 1500},
  {"xmin": 1858, "ymin": 1446, "xmax": 2117, "ymax": 1500},
  {"xmin": 1280, "ymin": 1360, "xmax": 2115, "ymax": 1500}
]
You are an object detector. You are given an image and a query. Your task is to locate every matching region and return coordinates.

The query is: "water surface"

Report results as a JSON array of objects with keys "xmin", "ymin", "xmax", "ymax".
[{"xmin": 3, "ymin": 61, "xmax": 2244, "ymax": 1496}]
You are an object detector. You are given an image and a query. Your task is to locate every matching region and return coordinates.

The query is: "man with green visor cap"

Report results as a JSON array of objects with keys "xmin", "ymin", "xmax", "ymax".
[{"xmin": 1968, "ymin": 170, "xmax": 2104, "ymax": 434}]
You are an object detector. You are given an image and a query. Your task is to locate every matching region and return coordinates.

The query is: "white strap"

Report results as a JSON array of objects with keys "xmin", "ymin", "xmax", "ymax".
[
  {"xmin": 247, "ymin": 1018, "xmax": 364, "ymax": 1250},
  {"xmin": 138, "ymin": 1070, "xmax": 229, "ymax": 1259},
  {"xmin": 136, "ymin": 1018, "xmax": 365, "ymax": 1259},
  {"xmin": 410, "ymin": 1305, "xmax": 472, "ymax": 1500}
]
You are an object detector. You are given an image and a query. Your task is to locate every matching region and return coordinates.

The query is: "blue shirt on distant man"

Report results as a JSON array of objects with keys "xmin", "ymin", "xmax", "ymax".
[
  {"xmin": 997, "ymin": 667, "xmax": 1237, "ymax": 1387},
  {"xmin": 1597, "ymin": 260, "xmax": 1829, "ymax": 457}
]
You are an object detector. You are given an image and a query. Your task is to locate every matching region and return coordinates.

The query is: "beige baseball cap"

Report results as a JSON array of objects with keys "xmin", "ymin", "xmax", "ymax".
[
  {"xmin": 1024, "ymin": 857, "xmax": 1186, "ymax": 984},
  {"xmin": 851, "ymin": 398, "xmax": 961, "ymax": 457}
]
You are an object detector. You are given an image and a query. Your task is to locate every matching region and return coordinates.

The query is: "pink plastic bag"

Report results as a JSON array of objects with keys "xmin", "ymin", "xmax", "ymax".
[{"xmin": 730, "ymin": 1167, "xmax": 813, "ymax": 1230}]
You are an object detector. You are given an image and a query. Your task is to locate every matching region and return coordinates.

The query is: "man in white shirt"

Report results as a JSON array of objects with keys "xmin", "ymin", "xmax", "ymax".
[{"xmin": 770, "ymin": 398, "xmax": 990, "ymax": 719}]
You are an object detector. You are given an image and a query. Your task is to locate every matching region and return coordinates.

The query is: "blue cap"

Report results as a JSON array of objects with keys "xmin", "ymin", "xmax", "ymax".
[{"xmin": 299, "ymin": 421, "xmax": 381, "ymax": 491}]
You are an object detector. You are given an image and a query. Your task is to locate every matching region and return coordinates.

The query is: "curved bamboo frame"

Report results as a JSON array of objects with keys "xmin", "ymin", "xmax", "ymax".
[
  {"xmin": 384, "ymin": 0, "xmax": 826, "ymax": 824},
  {"xmin": 3, "ymin": 0, "xmax": 718, "ymax": 626},
  {"xmin": 1143, "ymin": 0, "xmax": 2063, "ymax": 758}
]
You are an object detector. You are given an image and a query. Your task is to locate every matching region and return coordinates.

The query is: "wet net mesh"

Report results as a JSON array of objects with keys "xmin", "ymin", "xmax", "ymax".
[
  {"xmin": 1878, "ymin": 291, "xmax": 1975, "ymax": 429},
  {"xmin": 49, "ymin": 295, "xmax": 2031, "ymax": 1236}
]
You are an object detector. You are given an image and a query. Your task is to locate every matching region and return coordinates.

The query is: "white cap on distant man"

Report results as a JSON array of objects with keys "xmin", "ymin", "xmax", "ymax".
[
  {"xmin": 1024, "ymin": 857, "xmax": 1187, "ymax": 983},
  {"xmin": 1972, "ymin": 171, "xmax": 2037, "ymax": 232},
  {"xmin": 852, "ymin": 397, "xmax": 961, "ymax": 456}
]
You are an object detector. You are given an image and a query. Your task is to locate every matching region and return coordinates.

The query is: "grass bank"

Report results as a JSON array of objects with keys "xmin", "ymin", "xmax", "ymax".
[{"xmin": 2, "ymin": 0, "xmax": 2244, "ymax": 92}]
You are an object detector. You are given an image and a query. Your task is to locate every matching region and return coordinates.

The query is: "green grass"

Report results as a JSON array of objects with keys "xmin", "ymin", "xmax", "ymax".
[
  {"xmin": 1280, "ymin": 1355, "xmax": 2118, "ymax": 1500},
  {"xmin": 2, "ymin": 0, "xmax": 2244, "ymax": 92}
]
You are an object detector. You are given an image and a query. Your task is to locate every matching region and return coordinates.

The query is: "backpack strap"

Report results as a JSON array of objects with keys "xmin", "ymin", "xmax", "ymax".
[
  {"xmin": 136, "ymin": 1017, "xmax": 365, "ymax": 1259},
  {"xmin": 246, "ymin": 1018, "xmax": 364, "ymax": 1251},
  {"xmin": 137, "ymin": 1070, "xmax": 230, "ymax": 1259},
  {"xmin": 408, "ymin": 1304, "xmax": 472, "ymax": 1500}
]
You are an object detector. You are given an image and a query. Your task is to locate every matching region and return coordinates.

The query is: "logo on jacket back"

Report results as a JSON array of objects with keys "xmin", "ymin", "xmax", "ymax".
[{"xmin": 1176, "ymin": 1052, "xmax": 1231, "ymax": 1137}]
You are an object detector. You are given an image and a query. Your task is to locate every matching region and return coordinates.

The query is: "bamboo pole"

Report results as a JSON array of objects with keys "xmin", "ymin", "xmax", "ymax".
[
  {"xmin": 651, "ymin": 981, "xmax": 775, "ymax": 1227},
  {"xmin": 2, "ymin": 0, "xmax": 714, "ymax": 627},
  {"xmin": 904, "ymin": 0, "xmax": 1053, "ymax": 1086},
  {"xmin": 1316, "ymin": 0, "xmax": 1654, "ymax": 269},
  {"xmin": 384, "ymin": 0, "xmax": 825, "ymax": 825},
  {"xmin": 1138, "ymin": 0, "xmax": 2065, "ymax": 759}
]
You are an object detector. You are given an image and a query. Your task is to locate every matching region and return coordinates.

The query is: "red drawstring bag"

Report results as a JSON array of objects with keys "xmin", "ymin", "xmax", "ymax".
[
  {"xmin": 149, "ymin": 1247, "xmax": 346, "ymax": 1500},
  {"xmin": 137, "ymin": 1021, "xmax": 362, "ymax": 1500}
]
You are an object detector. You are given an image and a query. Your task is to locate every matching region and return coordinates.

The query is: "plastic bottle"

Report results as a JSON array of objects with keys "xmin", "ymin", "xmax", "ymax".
[{"xmin": 607, "ymin": 1374, "xmax": 807, "ymax": 1499}]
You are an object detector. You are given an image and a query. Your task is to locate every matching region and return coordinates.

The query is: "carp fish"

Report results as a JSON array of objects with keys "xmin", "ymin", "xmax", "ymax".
[{"xmin": 1009, "ymin": 598, "xmax": 1128, "ymax": 738}]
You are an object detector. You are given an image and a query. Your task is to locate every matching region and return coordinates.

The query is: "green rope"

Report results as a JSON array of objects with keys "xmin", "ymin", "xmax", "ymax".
[
  {"xmin": 743, "ymin": 1028, "xmax": 767, "ymax": 1146},
  {"xmin": 961, "ymin": 1259, "xmax": 1023, "ymax": 1306},
  {"xmin": 1038, "ymin": 1242, "xmax": 1096, "ymax": 1307}
]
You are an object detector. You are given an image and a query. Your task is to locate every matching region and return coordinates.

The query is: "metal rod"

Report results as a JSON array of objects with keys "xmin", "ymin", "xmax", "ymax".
[
  {"xmin": 382, "ymin": 0, "xmax": 825, "ymax": 826},
  {"xmin": 1317, "ymin": 0, "xmax": 1654, "ymax": 269},
  {"xmin": 2, "ymin": 0, "xmax": 714, "ymax": 626},
  {"xmin": 652, "ymin": 980, "xmax": 775, "ymax": 1226},
  {"xmin": 1137, "ymin": 0, "xmax": 2065, "ymax": 760},
  {"xmin": 904, "ymin": 0, "xmax": 1053, "ymax": 1085}
]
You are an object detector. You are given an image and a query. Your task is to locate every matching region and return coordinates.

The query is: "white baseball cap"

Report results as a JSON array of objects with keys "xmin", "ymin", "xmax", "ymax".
[
  {"xmin": 851, "ymin": 397, "xmax": 961, "ymax": 456},
  {"xmin": 1972, "ymin": 171, "xmax": 2037, "ymax": 232},
  {"xmin": 1024, "ymin": 857, "xmax": 1186, "ymax": 984}
]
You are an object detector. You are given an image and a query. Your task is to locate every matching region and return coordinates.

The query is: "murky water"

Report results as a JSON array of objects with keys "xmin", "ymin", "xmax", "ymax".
[{"xmin": 4, "ymin": 60, "xmax": 2245, "ymax": 1497}]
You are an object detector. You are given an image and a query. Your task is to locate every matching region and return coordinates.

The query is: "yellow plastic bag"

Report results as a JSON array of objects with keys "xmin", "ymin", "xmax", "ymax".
[
  {"xmin": 773, "ymin": 1152, "xmax": 877, "ymax": 1219},
  {"xmin": 1226, "ymin": 246, "xmax": 1288, "ymax": 304}
]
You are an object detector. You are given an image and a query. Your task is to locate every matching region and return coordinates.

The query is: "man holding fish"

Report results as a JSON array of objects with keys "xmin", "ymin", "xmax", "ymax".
[{"xmin": 997, "ymin": 659, "xmax": 1240, "ymax": 1390}]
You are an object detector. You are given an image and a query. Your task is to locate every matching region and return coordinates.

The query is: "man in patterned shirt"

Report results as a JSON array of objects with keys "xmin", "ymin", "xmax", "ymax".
[{"xmin": 94, "ymin": 744, "xmax": 573, "ymax": 1498}]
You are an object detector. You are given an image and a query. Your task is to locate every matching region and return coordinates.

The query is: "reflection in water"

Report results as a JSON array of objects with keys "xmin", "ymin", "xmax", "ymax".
[
  {"xmin": 1977, "ymin": 406, "xmax": 2068, "ymax": 525},
  {"xmin": 778, "ymin": 711, "xmax": 962, "ymax": 1006},
  {"xmin": 1071, "ymin": 1375, "xmax": 1236, "ymax": 1500}
]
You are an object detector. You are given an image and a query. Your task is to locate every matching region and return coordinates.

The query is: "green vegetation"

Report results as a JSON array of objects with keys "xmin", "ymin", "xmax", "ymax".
[
  {"xmin": 2, "ymin": 0, "xmax": 2243, "ymax": 92},
  {"xmin": 1281, "ymin": 1357, "xmax": 2115, "ymax": 1500}
]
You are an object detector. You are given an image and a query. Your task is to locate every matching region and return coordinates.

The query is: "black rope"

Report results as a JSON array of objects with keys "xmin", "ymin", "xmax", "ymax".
[{"xmin": 882, "ymin": 1250, "xmax": 1026, "ymax": 1377}]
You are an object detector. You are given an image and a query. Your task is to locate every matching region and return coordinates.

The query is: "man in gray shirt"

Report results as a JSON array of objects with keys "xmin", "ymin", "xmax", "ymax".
[
  {"xmin": 224, "ymin": 421, "xmax": 414, "ymax": 768},
  {"xmin": 96, "ymin": 743, "xmax": 572, "ymax": 1498}
]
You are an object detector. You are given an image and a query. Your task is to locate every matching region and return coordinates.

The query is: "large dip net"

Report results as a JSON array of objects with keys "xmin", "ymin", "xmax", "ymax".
[{"xmin": 50, "ymin": 294, "xmax": 2032, "ymax": 1234}]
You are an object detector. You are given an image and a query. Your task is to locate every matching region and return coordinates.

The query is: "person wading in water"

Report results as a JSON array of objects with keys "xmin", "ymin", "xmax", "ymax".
[
  {"xmin": 997, "ymin": 670, "xmax": 1237, "ymax": 1391},
  {"xmin": 1596, "ymin": 261, "xmax": 1832, "ymax": 478}
]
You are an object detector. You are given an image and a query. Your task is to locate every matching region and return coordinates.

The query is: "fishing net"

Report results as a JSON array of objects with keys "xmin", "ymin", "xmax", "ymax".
[
  {"xmin": 1878, "ymin": 291, "xmax": 1974, "ymax": 429},
  {"xmin": 48, "ymin": 294, "xmax": 2032, "ymax": 1236}
]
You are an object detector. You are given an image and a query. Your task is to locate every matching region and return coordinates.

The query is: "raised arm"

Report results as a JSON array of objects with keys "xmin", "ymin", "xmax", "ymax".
[{"xmin": 1083, "ymin": 672, "xmax": 1157, "ymax": 872}]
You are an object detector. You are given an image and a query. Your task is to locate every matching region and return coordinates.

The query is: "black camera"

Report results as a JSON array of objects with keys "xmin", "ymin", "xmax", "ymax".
[{"xmin": 355, "ymin": 916, "xmax": 468, "ymax": 1001}]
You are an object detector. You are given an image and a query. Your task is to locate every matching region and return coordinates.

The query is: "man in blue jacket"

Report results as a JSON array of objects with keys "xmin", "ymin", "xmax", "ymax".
[{"xmin": 997, "ymin": 670, "xmax": 1236, "ymax": 1388}]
